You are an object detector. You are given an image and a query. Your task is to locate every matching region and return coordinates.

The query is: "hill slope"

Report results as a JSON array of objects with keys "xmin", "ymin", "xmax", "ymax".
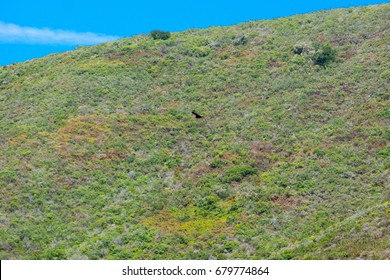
[{"xmin": 0, "ymin": 4, "xmax": 389, "ymax": 259}]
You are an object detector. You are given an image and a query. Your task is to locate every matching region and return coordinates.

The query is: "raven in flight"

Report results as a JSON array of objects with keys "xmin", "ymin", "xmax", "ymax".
[{"xmin": 192, "ymin": 111, "xmax": 203, "ymax": 118}]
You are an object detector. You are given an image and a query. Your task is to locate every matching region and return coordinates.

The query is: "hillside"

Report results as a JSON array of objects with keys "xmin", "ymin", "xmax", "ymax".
[{"xmin": 0, "ymin": 4, "xmax": 389, "ymax": 260}]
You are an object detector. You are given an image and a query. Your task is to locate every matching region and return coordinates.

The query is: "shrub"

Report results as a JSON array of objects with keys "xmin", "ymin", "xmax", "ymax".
[
  {"xmin": 222, "ymin": 240, "xmax": 240, "ymax": 253},
  {"xmin": 46, "ymin": 248, "xmax": 67, "ymax": 259},
  {"xmin": 150, "ymin": 30, "xmax": 171, "ymax": 40},
  {"xmin": 292, "ymin": 41, "xmax": 314, "ymax": 55},
  {"xmin": 280, "ymin": 249, "xmax": 294, "ymax": 260},
  {"xmin": 210, "ymin": 157, "xmax": 226, "ymax": 168},
  {"xmin": 233, "ymin": 35, "xmax": 248, "ymax": 46},
  {"xmin": 223, "ymin": 165, "xmax": 257, "ymax": 183},
  {"xmin": 197, "ymin": 195, "xmax": 218, "ymax": 212},
  {"xmin": 312, "ymin": 43, "xmax": 336, "ymax": 67}
]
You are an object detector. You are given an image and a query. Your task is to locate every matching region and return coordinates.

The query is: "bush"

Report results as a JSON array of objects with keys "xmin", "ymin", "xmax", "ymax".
[
  {"xmin": 197, "ymin": 195, "xmax": 218, "ymax": 212},
  {"xmin": 210, "ymin": 157, "xmax": 226, "ymax": 168},
  {"xmin": 312, "ymin": 43, "xmax": 336, "ymax": 67},
  {"xmin": 223, "ymin": 166, "xmax": 257, "ymax": 183},
  {"xmin": 150, "ymin": 30, "xmax": 171, "ymax": 40},
  {"xmin": 292, "ymin": 41, "xmax": 314, "ymax": 55}
]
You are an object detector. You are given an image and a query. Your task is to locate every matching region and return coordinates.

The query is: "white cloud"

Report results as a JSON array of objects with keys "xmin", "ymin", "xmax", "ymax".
[{"xmin": 0, "ymin": 21, "xmax": 119, "ymax": 45}]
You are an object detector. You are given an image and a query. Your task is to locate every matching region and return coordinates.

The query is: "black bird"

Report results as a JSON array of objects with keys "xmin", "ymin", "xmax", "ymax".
[{"xmin": 192, "ymin": 111, "xmax": 203, "ymax": 119}]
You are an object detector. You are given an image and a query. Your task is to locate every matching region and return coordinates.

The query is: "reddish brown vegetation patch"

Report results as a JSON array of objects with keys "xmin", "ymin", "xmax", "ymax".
[
  {"xmin": 248, "ymin": 141, "xmax": 273, "ymax": 169},
  {"xmin": 271, "ymin": 195, "xmax": 299, "ymax": 209},
  {"xmin": 57, "ymin": 115, "xmax": 112, "ymax": 159}
]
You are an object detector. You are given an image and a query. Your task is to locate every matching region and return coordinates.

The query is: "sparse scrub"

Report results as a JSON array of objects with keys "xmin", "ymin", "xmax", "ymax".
[{"xmin": 0, "ymin": 4, "xmax": 389, "ymax": 260}]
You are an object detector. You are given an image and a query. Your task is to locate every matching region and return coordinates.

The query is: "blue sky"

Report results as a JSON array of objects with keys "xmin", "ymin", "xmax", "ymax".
[{"xmin": 0, "ymin": 0, "xmax": 387, "ymax": 65}]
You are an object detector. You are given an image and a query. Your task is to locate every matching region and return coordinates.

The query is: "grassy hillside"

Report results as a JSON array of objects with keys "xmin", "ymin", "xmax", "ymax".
[{"xmin": 0, "ymin": 4, "xmax": 389, "ymax": 260}]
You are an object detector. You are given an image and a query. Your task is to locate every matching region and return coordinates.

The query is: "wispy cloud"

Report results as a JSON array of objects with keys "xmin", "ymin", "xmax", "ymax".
[{"xmin": 0, "ymin": 21, "xmax": 119, "ymax": 45}]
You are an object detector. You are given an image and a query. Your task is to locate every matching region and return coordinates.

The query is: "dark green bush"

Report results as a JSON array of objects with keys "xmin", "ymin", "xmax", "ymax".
[
  {"xmin": 280, "ymin": 249, "xmax": 294, "ymax": 260},
  {"xmin": 312, "ymin": 43, "xmax": 336, "ymax": 67},
  {"xmin": 223, "ymin": 165, "xmax": 257, "ymax": 183},
  {"xmin": 197, "ymin": 195, "xmax": 218, "ymax": 212},
  {"xmin": 210, "ymin": 157, "xmax": 226, "ymax": 168},
  {"xmin": 150, "ymin": 30, "xmax": 171, "ymax": 40}
]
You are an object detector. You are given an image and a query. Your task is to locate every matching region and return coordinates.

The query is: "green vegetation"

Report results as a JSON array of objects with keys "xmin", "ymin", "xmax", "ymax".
[
  {"xmin": 312, "ymin": 43, "xmax": 336, "ymax": 67},
  {"xmin": 150, "ymin": 30, "xmax": 171, "ymax": 40},
  {"xmin": 0, "ymin": 4, "xmax": 389, "ymax": 260}
]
